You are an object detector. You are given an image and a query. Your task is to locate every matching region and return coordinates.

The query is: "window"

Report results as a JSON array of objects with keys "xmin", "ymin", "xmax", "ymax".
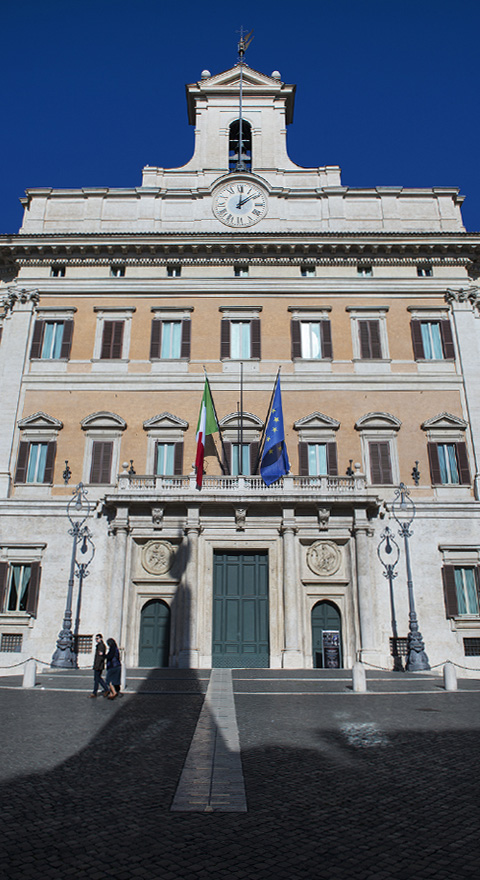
[
  {"xmin": 143, "ymin": 413, "xmax": 188, "ymax": 475},
  {"xmin": 221, "ymin": 319, "xmax": 261, "ymax": 360},
  {"xmin": 427, "ymin": 442, "xmax": 470, "ymax": 485},
  {"xmin": 110, "ymin": 265, "xmax": 125, "ymax": 277},
  {"xmin": 167, "ymin": 265, "xmax": 181, "ymax": 277},
  {"xmin": 298, "ymin": 442, "xmax": 338, "ymax": 476},
  {"xmin": 50, "ymin": 265, "xmax": 66, "ymax": 278},
  {"xmin": 359, "ymin": 320, "xmax": 382, "ymax": 359},
  {"xmin": 89, "ymin": 441, "xmax": 114, "ymax": 484},
  {"xmin": 291, "ymin": 320, "xmax": 333, "ymax": 360},
  {"xmin": 464, "ymin": 638, "xmax": 480, "ymax": 656},
  {"xmin": 417, "ymin": 266, "xmax": 433, "ymax": 277},
  {"xmin": 155, "ymin": 442, "xmax": 183, "ymax": 476},
  {"xmin": 74, "ymin": 635, "xmax": 93, "ymax": 653},
  {"xmin": 229, "ymin": 120, "xmax": 252, "ymax": 171},
  {"xmin": 0, "ymin": 633, "xmax": 23, "ymax": 652},
  {"xmin": 301, "ymin": 266, "xmax": 316, "ymax": 277},
  {"xmin": 355, "ymin": 412, "xmax": 400, "ymax": 486},
  {"xmin": 100, "ymin": 321, "xmax": 124, "ymax": 359},
  {"xmin": 30, "ymin": 320, "xmax": 74, "ymax": 359},
  {"xmin": 410, "ymin": 320, "xmax": 455, "ymax": 361},
  {"xmin": 357, "ymin": 266, "xmax": 373, "ymax": 277},
  {"xmin": 150, "ymin": 319, "xmax": 191, "ymax": 360},
  {"xmin": 232, "ymin": 444, "xmax": 251, "ymax": 476},
  {"xmin": 234, "ymin": 266, "xmax": 249, "ymax": 278},
  {"xmin": 442, "ymin": 566, "xmax": 480, "ymax": 617},
  {"xmin": 15, "ymin": 441, "xmax": 56, "ymax": 484},
  {"xmin": 231, "ymin": 322, "xmax": 251, "ymax": 358},
  {"xmin": 368, "ymin": 441, "xmax": 393, "ymax": 485},
  {"xmin": 0, "ymin": 561, "xmax": 41, "ymax": 617},
  {"xmin": 219, "ymin": 412, "xmax": 263, "ymax": 475}
]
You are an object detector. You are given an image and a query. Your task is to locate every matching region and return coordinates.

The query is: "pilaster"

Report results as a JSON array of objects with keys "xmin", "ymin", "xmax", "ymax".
[{"xmin": 280, "ymin": 507, "xmax": 303, "ymax": 668}]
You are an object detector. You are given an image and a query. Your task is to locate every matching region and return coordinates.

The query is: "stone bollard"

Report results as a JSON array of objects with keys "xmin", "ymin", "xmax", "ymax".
[
  {"xmin": 22, "ymin": 659, "xmax": 36, "ymax": 688},
  {"xmin": 120, "ymin": 661, "xmax": 127, "ymax": 692},
  {"xmin": 352, "ymin": 661, "xmax": 367, "ymax": 693},
  {"xmin": 443, "ymin": 661, "xmax": 457, "ymax": 691}
]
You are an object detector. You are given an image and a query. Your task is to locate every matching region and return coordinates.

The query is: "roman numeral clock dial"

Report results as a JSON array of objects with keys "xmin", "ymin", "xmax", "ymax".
[{"xmin": 212, "ymin": 181, "xmax": 268, "ymax": 227}]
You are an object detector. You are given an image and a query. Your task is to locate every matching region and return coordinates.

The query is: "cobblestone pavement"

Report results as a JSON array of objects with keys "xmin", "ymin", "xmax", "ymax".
[{"xmin": 0, "ymin": 667, "xmax": 479, "ymax": 879}]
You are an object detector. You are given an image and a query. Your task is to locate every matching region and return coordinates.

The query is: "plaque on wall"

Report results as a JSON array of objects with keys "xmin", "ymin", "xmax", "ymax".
[
  {"xmin": 307, "ymin": 540, "xmax": 341, "ymax": 577},
  {"xmin": 322, "ymin": 630, "xmax": 341, "ymax": 668},
  {"xmin": 141, "ymin": 540, "xmax": 174, "ymax": 575}
]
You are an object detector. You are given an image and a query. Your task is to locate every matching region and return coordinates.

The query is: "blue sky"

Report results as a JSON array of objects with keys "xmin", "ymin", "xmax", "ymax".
[{"xmin": 2, "ymin": 0, "xmax": 479, "ymax": 232}]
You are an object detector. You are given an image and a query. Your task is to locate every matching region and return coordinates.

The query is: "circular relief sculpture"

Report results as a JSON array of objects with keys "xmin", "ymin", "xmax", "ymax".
[
  {"xmin": 307, "ymin": 541, "xmax": 341, "ymax": 577},
  {"xmin": 141, "ymin": 540, "xmax": 174, "ymax": 575}
]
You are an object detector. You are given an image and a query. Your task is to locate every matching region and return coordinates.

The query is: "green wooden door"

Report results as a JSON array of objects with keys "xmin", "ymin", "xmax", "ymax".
[
  {"xmin": 311, "ymin": 601, "xmax": 342, "ymax": 668},
  {"xmin": 139, "ymin": 599, "xmax": 170, "ymax": 667},
  {"xmin": 212, "ymin": 551, "xmax": 269, "ymax": 668}
]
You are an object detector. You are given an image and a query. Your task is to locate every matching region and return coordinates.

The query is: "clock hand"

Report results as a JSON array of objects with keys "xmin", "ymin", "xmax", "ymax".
[{"xmin": 236, "ymin": 194, "xmax": 255, "ymax": 208}]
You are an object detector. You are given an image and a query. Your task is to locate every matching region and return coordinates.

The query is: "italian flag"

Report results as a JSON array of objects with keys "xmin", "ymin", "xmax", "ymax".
[{"xmin": 195, "ymin": 379, "xmax": 218, "ymax": 488}]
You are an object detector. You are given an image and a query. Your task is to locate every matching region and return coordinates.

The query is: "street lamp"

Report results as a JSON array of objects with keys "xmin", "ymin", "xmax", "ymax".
[
  {"xmin": 377, "ymin": 525, "xmax": 403, "ymax": 672},
  {"xmin": 51, "ymin": 482, "xmax": 94, "ymax": 668},
  {"xmin": 391, "ymin": 482, "xmax": 430, "ymax": 672},
  {"xmin": 73, "ymin": 528, "xmax": 96, "ymax": 654}
]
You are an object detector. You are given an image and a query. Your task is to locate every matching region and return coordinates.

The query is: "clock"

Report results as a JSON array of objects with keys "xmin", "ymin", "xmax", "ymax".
[{"xmin": 212, "ymin": 180, "xmax": 268, "ymax": 228}]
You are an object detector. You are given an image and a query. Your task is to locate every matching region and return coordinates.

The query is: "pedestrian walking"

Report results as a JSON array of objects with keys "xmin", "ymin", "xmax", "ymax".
[
  {"xmin": 90, "ymin": 633, "xmax": 109, "ymax": 697},
  {"xmin": 105, "ymin": 637, "xmax": 122, "ymax": 699}
]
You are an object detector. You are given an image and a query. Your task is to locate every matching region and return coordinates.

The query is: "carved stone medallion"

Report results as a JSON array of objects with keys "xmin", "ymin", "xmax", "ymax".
[
  {"xmin": 141, "ymin": 540, "xmax": 174, "ymax": 575},
  {"xmin": 307, "ymin": 540, "xmax": 341, "ymax": 577}
]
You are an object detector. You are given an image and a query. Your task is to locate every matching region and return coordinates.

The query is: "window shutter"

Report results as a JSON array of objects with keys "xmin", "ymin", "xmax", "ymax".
[
  {"xmin": 369, "ymin": 442, "xmax": 392, "ymax": 484},
  {"xmin": 180, "ymin": 319, "xmax": 191, "ymax": 359},
  {"xmin": 30, "ymin": 320, "xmax": 45, "ymax": 359},
  {"xmin": 43, "ymin": 441, "xmax": 57, "ymax": 484},
  {"xmin": 90, "ymin": 441, "xmax": 113, "ymax": 484},
  {"xmin": 60, "ymin": 321, "xmax": 74, "ymax": 359},
  {"xmin": 326, "ymin": 442, "xmax": 338, "ymax": 476},
  {"xmin": 220, "ymin": 320, "xmax": 231, "ymax": 359},
  {"xmin": 101, "ymin": 321, "xmax": 113, "ymax": 359},
  {"xmin": 427, "ymin": 443, "xmax": 442, "ymax": 484},
  {"xmin": 298, "ymin": 442, "xmax": 309, "ymax": 476},
  {"xmin": 440, "ymin": 321, "xmax": 455, "ymax": 359},
  {"xmin": 410, "ymin": 321, "xmax": 424, "ymax": 360},
  {"xmin": 223, "ymin": 441, "xmax": 232, "ymax": 474},
  {"xmin": 249, "ymin": 441, "xmax": 260, "ymax": 475},
  {"xmin": 26, "ymin": 562, "xmax": 41, "ymax": 618},
  {"xmin": 456, "ymin": 442, "xmax": 471, "ymax": 485},
  {"xmin": 150, "ymin": 320, "xmax": 162, "ymax": 359},
  {"xmin": 101, "ymin": 321, "xmax": 124, "ymax": 359},
  {"xmin": 250, "ymin": 319, "xmax": 261, "ymax": 359},
  {"xmin": 291, "ymin": 321, "xmax": 302, "ymax": 359},
  {"xmin": 359, "ymin": 320, "xmax": 382, "ymax": 359},
  {"xmin": 111, "ymin": 321, "xmax": 124, "ymax": 359},
  {"xmin": 321, "ymin": 321, "xmax": 333, "ymax": 359},
  {"xmin": 442, "ymin": 566, "xmax": 458, "ymax": 618},
  {"xmin": 174, "ymin": 442, "xmax": 184, "ymax": 476},
  {"xmin": 15, "ymin": 442, "xmax": 30, "ymax": 484},
  {"xmin": 0, "ymin": 562, "xmax": 8, "ymax": 612}
]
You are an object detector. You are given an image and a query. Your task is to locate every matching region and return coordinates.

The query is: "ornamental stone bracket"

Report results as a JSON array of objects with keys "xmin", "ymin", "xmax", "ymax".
[
  {"xmin": 109, "ymin": 505, "xmax": 129, "ymax": 536},
  {"xmin": 234, "ymin": 506, "xmax": 247, "ymax": 531},
  {"xmin": 317, "ymin": 507, "xmax": 330, "ymax": 530},
  {"xmin": 152, "ymin": 506, "xmax": 165, "ymax": 529},
  {"xmin": 445, "ymin": 286, "xmax": 480, "ymax": 311},
  {"xmin": 1, "ymin": 287, "xmax": 40, "ymax": 317}
]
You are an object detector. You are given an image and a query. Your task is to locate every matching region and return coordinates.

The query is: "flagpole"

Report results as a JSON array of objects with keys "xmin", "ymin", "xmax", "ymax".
[
  {"xmin": 203, "ymin": 367, "xmax": 228, "ymax": 474},
  {"xmin": 253, "ymin": 367, "xmax": 281, "ymax": 475},
  {"xmin": 239, "ymin": 361, "xmax": 244, "ymax": 474}
]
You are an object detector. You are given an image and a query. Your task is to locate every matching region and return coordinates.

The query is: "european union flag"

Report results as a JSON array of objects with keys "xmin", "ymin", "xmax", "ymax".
[{"xmin": 260, "ymin": 376, "xmax": 290, "ymax": 486}]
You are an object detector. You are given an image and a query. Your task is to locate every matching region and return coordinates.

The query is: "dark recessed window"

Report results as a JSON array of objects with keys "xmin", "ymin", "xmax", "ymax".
[
  {"xmin": 50, "ymin": 265, "xmax": 66, "ymax": 278},
  {"xmin": 110, "ymin": 265, "xmax": 125, "ymax": 277},
  {"xmin": 417, "ymin": 266, "xmax": 433, "ymax": 277},
  {"xmin": 234, "ymin": 266, "xmax": 249, "ymax": 278},
  {"xmin": 167, "ymin": 266, "xmax": 181, "ymax": 277},
  {"xmin": 357, "ymin": 266, "xmax": 373, "ymax": 277},
  {"xmin": 301, "ymin": 266, "xmax": 316, "ymax": 277}
]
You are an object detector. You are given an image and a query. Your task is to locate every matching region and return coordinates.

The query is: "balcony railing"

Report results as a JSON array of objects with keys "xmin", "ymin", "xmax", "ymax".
[{"xmin": 115, "ymin": 472, "xmax": 367, "ymax": 495}]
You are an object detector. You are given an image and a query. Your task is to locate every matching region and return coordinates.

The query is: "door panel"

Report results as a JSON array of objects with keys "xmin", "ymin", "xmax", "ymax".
[
  {"xmin": 311, "ymin": 601, "xmax": 342, "ymax": 669},
  {"xmin": 139, "ymin": 599, "xmax": 170, "ymax": 667},
  {"xmin": 213, "ymin": 551, "xmax": 269, "ymax": 668}
]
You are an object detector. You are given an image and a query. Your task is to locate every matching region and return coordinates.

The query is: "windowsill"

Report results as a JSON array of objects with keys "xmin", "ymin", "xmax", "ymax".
[
  {"xmin": 13, "ymin": 485, "xmax": 52, "ymax": 499},
  {"xmin": 353, "ymin": 359, "xmax": 391, "ymax": 374},
  {"xmin": 293, "ymin": 359, "xmax": 332, "ymax": 373},
  {"xmin": 91, "ymin": 359, "xmax": 129, "ymax": 373},
  {"xmin": 416, "ymin": 360, "xmax": 455, "ymax": 372},
  {"xmin": 222, "ymin": 360, "xmax": 260, "ymax": 373},
  {"xmin": 434, "ymin": 485, "xmax": 472, "ymax": 500},
  {"xmin": 0, "ymin": 612, "xmax": 33, "ymax": 627},
  {"xmin": 150, "ymin": 360, "xmax": 189, "ymax": 374},
  {"xmin": 29, "ymin": 359, "xmax": 68, "ymax": 373},
  {"xmin": 449, "ymin": 616, "xmax": 480, "ymax": 632}
]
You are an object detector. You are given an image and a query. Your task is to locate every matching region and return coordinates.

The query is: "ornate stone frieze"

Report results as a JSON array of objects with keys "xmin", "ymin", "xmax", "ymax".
[
  {"xmin": 306, "ymin": 540, "xmax": 341, "ymax": 577},
  {"xmin": 445, "ymin": 286, "xmax": 480, "ymax": 309},
  {"xmin": 141, "ymin": 540, "xmax": 174, "ymax": 575},
  {"xmin": 1, "ymin": 287, "xmax": 39, "ymax": 317}
]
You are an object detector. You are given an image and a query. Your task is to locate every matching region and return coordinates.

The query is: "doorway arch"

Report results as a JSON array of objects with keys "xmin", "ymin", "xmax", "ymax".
[
  {"xmin": 139, "ymin": 599, "xmax": 171, "ymax": 667},
  {"xmin": 311, "ymin": 601, "xmax": 342, "ymax": 668}
]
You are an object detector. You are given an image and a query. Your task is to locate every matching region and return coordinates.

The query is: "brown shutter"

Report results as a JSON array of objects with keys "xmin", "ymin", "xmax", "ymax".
[
  {"xmin": 250, "ymin": 319, "xmax": 261, "ymax": 359},
  {"xmin": 359, "ymin": 321, "xmax": 372, "ymax": 359},
  {"xmin": 249, "ymin": 441, "xmax": 260, "ymax": 475},
  {"xmin": 111, "ymin": 321, "xmax": 124, "ymax": 359},
  {"xmin": 43, "ymin": 441, "xmax": 56, "ymax": 484},
  {"xmin": 30, "ymin": 320, "xmax": 45, "ymax": 358},
  {"xmin": 60, "ymin": 321, "xmax": 74, "ymax": 359},
  {"xmin": 223, "ymin": 442, "xmax": 232, "ymax": 474},
  {"xmin": 180, "ymin": 319, "xmax": 191, "ymax": 359},
  {"xmin": 410, "ymin": 320, "xmax": 425, "ymax": 360},
  {"xmin": 15, "ymin": 442, "xmax": 30, "ymax": 483},
  {"xmin": 326, "ymin": 442, "xmax": 338, "ymax": 476},
  {"xmin": 174, "ymin": 442, "xmax": 184, "ymax": 476},
  {"xmin": 0, "ymin": 562, "xmax": 8, "ymax": 612},
  {"xmin": 427, "ymin": 442, "xmax": 442, "ymax": 484},
  {"xmin": 291, "ymin": 321, "xmax": 302, "ymax": 359},
  {"xmin": 359, "ymin": 320, "xmax": 382, "ymax": 359},
  {"xmin": 440, "ymin": 321, "xmax": 455, "ymax": 359},
  {"xmin": 321, "ymin": 321, "xmax": 333, "ymax": 359},
  {"xmin": 101, "ymin": 321, "xmax": 124, "ymax": 359},
  {"xmin": 442, "ymin": 566, "xmax": 458, "ymax": 618},
  {"xmin": 369, "ymin": 441, "xmax": 392, "ymax": 484},
  {"xmin": 220, "ymin": 320, "xmax": 230, "ymax": 359},
  {"xmin": 90, "ymin": 441, "xmax": 113, "ymax": 484},
  {"xmin": 150, "ymin": 320, "xmax": 162, "ymax": 359},
  {"xmin": 101, "ymin": 321, "xmax": 113, "ymax": 359},
  {"xmin": 456, "ymin": 442, "xmax": 471, "ymax": 485},
  {"xmin": 26, "ymin": 562, "xmax": 41, "ymax": 618},
  {"xmin": 298, "ymin": 442, "xmax": 309, "ymax": 476}
]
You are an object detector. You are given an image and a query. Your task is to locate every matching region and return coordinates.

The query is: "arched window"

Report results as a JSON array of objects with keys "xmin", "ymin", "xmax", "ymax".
[{"xmin": 229, "ymin": 120, "xmax": 252, "ymax": 171}]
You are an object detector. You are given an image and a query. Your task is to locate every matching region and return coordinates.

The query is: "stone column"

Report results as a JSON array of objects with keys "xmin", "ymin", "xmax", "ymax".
[
  {"xmin": 353, "ymin": 509, "xmax": 377, "ymax": 664},
  {"xmin": 281, "ymin": 508, "xmax": 303, "ymax": 668},
  {"xmin": 178, "ymin": 505, "xmax": 201, "ymax": 668},
  {"xmin": 107, "ymin": 507, "xmax": 129, "ymax": 644}
]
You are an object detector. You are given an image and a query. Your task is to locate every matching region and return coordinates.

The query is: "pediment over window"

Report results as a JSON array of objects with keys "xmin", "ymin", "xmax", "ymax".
[
  {"xmin": 421, "ymin": 413, "xmax": 467, "ymax": 431},
  {"xmin": 294, "ymin": 413, "xmax": 340, "ymax": 431},
  {"xmin": 355, "ymin": 412, "xmax": 401, "ymax": 431},
  {"xmin": 18, "ymin": 412, "xmax": 63, "ymax": 430},
  {"xmin": 219, "ymin": 412, "xmax": 264, "ymax": 429},
  {"xmin": 143, "ymin": 413, "xmax": 189, "ymax": 431},
  {"xmin": 81, "ymin": 412, "xmax": 127, "ymax": 431}
]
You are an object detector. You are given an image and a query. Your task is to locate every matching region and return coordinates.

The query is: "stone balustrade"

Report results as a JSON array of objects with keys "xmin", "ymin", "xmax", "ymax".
[{"xmin": 115, "ymin": 472, "xmax": 368, "ymax": 497}]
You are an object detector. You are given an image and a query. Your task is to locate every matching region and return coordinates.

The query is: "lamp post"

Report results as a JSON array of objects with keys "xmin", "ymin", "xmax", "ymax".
[
  {"xmin": 73, "ymin": 528, "xmax": 96, "ymax": 655},
  {"xmin": 391, "ymin": 483, "xmax": 430, "ymax": 672},
  {"xmin": 377, "ymin": 525, "xmax": 403, "ymax": 672},
  {"xmin": 51, "ymin": 482, "xmax": 93, "ymax": 668}
]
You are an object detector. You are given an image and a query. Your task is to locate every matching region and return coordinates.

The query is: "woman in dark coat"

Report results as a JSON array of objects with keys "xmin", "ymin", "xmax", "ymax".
[{"xmin": 105, "ymin": 637, "xmax": 122, "ymax": 699}]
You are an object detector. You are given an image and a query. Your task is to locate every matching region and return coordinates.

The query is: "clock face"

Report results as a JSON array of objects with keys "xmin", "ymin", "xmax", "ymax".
[{"xmin": 212, "ymin": 181, "xmax": 268, "ymax": 228}]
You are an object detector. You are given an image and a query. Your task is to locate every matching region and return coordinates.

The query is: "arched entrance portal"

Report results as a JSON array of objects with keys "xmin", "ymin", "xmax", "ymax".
[
  {"xmin": 311, "ymin": 601, "xmax": 342, "ymax": 668},
  {"xmin": 139, "ymin": 599, "xmax": 171, "ymax": 667}
]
